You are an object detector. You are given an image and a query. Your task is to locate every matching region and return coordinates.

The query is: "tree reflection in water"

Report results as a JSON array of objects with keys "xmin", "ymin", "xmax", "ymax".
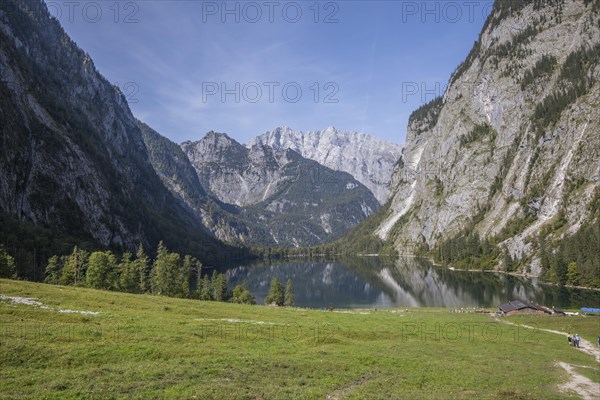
[{"xmin": 225, "ymin": 257, "xmax": 600, "ymax": 309}]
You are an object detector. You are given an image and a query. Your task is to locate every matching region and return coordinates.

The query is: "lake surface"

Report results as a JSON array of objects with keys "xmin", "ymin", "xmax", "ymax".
[{"xmin": 225, "ymin": 257, "xmax": 600, "ymax": 309}]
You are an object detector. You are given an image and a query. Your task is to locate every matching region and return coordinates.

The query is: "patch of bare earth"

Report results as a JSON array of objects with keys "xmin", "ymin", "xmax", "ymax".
[
  {"xmin": 556, "ymin": 362, "xmax": 600, "ymax": 400},
  {"xmin": 494, "ymin": 316, "xmax": 600, "ymax": 398},
  {"xmin": 325, "ymin": 375, "xmax": 372, "ymax": 399}
]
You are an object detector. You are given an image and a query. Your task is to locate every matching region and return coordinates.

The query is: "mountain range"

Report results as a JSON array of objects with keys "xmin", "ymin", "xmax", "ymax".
[
  {"xmin": 1, "ymin": 0, "xmax": 598, "ymax": 283},
  {"xmin": 0, "ymin": 0, "xmax": 390, "ymax": 271},
  {"xmin": 249, "ymin": 126, "xmax": 403, "ymax": 204},
  {"xmin": 0, "ymin": 0, "xmax": 249, "ymax": 275}
]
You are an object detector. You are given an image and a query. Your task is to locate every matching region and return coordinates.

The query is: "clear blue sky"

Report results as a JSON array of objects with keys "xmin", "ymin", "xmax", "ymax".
[{"xmin": 46, "ymin": 0, "xmax": 492, "ymax": 144}]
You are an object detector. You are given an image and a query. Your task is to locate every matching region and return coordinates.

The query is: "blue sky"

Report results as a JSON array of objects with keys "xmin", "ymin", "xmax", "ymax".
[{"xmin": 46, "ymin": 0, "xmax": 492, "ymax": 144}]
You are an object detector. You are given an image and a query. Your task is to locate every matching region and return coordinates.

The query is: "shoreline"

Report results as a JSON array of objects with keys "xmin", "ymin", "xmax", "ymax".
[
  {"xmin": 280, "ymin": 254, "xmax": 600, "ymax": 292},
  {"xmin": 424, "ymin": 256, "xmax": 600, "ymax": 292}
]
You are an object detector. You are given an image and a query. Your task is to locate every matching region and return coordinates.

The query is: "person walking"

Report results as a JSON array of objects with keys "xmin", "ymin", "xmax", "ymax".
[
  {"xmin": 567, "ymin": 333, "xmax": 572, "ymax": 346},
  {"xmin": 574, "ymin": 334, "xmax": 581, "ymax": 348}
]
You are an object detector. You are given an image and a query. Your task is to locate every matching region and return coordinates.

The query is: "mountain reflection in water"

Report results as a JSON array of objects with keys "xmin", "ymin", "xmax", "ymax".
[{"xmin": 225, "ymin": 257, "xmax": 600, "ymax": 309}]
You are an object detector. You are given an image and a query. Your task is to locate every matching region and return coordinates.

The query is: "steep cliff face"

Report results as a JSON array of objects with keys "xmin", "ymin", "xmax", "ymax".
[
  {"xmin": 139, "ymin": 122, "xmax": 274, "ymax": 245},
  {"xmin": 250, "ymin": 126, "xmax": 403, "ymax": 204},
  {"xmin": 377, "ymin": 0, "xmax": 600, "ymax": 273},
  {"xmin": 0, "ymin": 0, "xmax": 233, "ymax": 268},
  {"xmin": 182, "ymin": 132, "xmax": 380, "ymax": 246}
]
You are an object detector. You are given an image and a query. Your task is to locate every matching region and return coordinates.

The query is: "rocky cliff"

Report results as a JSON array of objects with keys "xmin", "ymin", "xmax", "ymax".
[
  {"xmin": 376, "ymin": 0, "xmax": 600, "ymax": 277},
  {"xmin": 250, "ymin": 126, "xmax": 403, "ymax": 204},
  {"xmin": 182, "ymin": 132, "xmax": 380, "ymax": 246},
  {"xmin": 0, "ymin": 0, "xmax": 239, "ymax": 274}
]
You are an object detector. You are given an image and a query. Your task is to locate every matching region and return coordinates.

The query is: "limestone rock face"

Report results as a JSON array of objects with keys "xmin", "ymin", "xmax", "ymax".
[
  {"xmin": 0, "ymin": 0, "xmax": 223, "ymax": 253},
  {"xmin": 181, "ymin": 132, "xmax": 380, "ymax": 246},
  {"xmin": 376, "ymin": 0, "xmax": 600, "ymax": 272},
  {"xmin": 250, "ymin": 126, "xmax": 403, "ymax": 204}
]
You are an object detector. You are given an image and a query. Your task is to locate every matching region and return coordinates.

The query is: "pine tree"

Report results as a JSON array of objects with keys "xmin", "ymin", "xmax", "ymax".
[
  {"xmin": 151, "ymin": 241, "xmax": 184, "ymax": 297},
  {"xmin": 0, "ymin": 246, "xmax": 16, "ymax": 279},
  {"xmin": 566, "ymin": 262, "xmax": 580, "ymax": 286},
  {"xmin": 86, "ymin": 251, "xmax": 118, "ymax": 290},
  {"xmin": 230, "ymin": 282, "xmax": 255, "ymax": 305},
  {"xmin": 503, "ymin": 251, "xmax": 514, "ymax": 272},
  {"xmin": 265, "ymin": 278, "xmax": 284, "ymax": 306},
  {"xmin": 183, "ymin": 255, "xmax": 201, "ymax": 299},
  {"xmin": 200, "ymin": 274, "xmax": 212, "ymax": 300},
  {"xmin": 60, "ymin": 246, "xmax": 89, "ymax": 286},
  {"xmin": 118, "ymin": 252, "xmax": 140, "ymax": 293},
  {"xmin": 211, "ymin": 271, "xmax": 228, "ymax": 301},
  {"xmin": 539, "ymin": 238, "xmax": 552, "ymax": 272},
  {"xmin": 284, "ymin": 279, "xmax": 294, "ymax": 307},
  {"xmin": 44, "ymin": 255, "xmax": 62, "ymax": 284},
  {"xmin": 134, "ymin": 244, "xmax": 151, "ymax": 293}
]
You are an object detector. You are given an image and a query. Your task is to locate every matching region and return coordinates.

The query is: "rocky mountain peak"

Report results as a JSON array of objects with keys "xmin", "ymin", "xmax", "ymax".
[{"xmin": 249, "ymin": 126, "xmax": 403, "ymax": 204}]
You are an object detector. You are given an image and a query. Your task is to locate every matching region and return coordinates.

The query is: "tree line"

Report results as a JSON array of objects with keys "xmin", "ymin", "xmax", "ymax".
[{"xmin": 0, "ymin": 241, "xmax": 296, "ymax": 306}]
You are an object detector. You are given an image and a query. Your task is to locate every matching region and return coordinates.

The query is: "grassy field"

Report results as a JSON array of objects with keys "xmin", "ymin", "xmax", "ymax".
[{"xmin": 1, "ymin": 279, "xmax": 598, "ymax": 399}]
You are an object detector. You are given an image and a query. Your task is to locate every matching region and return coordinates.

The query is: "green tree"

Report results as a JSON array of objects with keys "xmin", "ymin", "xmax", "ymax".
[
  {"xmin": 503, "ymin": 251, "xmax": 515, "ymax": 272},
  {"xmin": 86, "ymin": 251, "xmax": 118, "ymax": 290},
  {"xmin": 183, "ymin": 255, "xmax": 201, "ymax": 299},
  {"xmin": 44, "ymin": 255, "xmax": 62, "ymax": 284},
  {"xmin": 133, "ymin": 244, "xmax": 151, "ymax": 293},
  {"xmin": 265, "ymin": 278, "xmax": 284, "ymax": 306},
  {"xmin": 151, "ymin": 242, "xmax": 185, "ymax": 297},
  {"xmin": 60, "ymin": 246, "xmax": 89, "ymax": 286},
  {"xmin": 566, "ymin": 262, "xmax": 580, "ymax": 286},
  {"xmin": 230, "ymin": 282, "xmax": 256, "ymax": 305},
  {"xmin": 200, "ymin": 274, "xmax": 212, "ymax": 300},
  {"xmin": 211, "ymin": 271, "xmax": 228, "ymax": 301},
  {"xmin": 118, "ymin": 252, "xmax": 140, "ymax": 293},
  {"xmin": 0, "ymin": 246, "xmax": 16, "ymax": 278},
  {"xmin": 284, "ymin": 279, "xmax": 294, "ymax": 307}
]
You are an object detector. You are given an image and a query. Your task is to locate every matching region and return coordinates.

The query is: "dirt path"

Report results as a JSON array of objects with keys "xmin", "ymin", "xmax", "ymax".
[
  {"xmin": 556, "ymin": 362, "xmax": 600, "ymax": 400},
  {"xmin": 494, "ymin": 317, "xmax": 600, "ymax": 399},
  {"xmin": 494, "ymin": 316, "xmax": 600, "ymax": 362}
]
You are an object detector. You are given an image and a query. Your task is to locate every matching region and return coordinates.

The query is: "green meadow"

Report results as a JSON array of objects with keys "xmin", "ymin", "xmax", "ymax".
[{"xmin": 1, "ymin": 279, "xmax": 598, "ymax": 399}]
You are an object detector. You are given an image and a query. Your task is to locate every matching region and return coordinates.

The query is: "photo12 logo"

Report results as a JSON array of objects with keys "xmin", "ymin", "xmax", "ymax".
[
  {"xmin": 114, "ymin": 81, "xmax": 140, "ymax": 104},
  {"xmin": 402, "ymin": 81, "xmax": 446, "ymax": 104},
  {"xmin": 201, "ymin": 1, "xmax": 340, "ymax": 23},
  {"xmin": 202, "ymin": 81, "xmax": 339, "ymax": 104},
  {"xmin": 44, "ymin": 1, "xmax": 141, "ymax": 24},
  {"xmin": 399, "ymin": 1, "xmax": 494, "ymax": 24}
]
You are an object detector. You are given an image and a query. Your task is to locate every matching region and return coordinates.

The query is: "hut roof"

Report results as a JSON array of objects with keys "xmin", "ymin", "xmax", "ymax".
[{"xmin": 498, "ymin": 300, "xmax": 545, "ymax": 313}]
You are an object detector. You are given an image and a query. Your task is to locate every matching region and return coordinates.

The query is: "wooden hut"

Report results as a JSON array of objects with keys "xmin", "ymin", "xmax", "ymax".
[{"xmin": 498, "ymin": 300, "xmax": 549, "ymax": 316}]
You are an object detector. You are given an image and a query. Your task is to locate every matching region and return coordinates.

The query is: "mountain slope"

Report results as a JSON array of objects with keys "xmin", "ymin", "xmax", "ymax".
[
  {"xmin": 138, "ymin": 122, "xmax": 277, "ymax": 245},
  {"xmin": 0, "ymin": 0, "xmax": 239, "ymax": 275},
  {"xmin": 250, "ymin": 126, "xmax": 403, "ymax": 204},
  {"xmin": 182, "ymin": 132, "xmax": 380, "ymax": 246},
  {"xmin": 374, "ymin": 0, "xmax": 600, "ymax": 278}
]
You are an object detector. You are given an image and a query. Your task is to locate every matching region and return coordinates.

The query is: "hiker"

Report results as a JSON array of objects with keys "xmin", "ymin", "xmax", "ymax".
[
  {"xmin": 567, "ymin": 334, "xmax": 572, "ymax": 346},
  {"xmin": 574, "ymin": 334, "xmax": 581, "ymax": 348}
]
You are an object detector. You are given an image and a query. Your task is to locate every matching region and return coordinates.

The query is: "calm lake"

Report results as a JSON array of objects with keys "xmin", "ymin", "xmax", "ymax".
[{"xmin": 225, "ymin": 257, "xmax": 600, "ymax": 309}]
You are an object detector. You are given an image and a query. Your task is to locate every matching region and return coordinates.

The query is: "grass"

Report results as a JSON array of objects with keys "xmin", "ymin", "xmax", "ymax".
[
  {"xmin": 509, "ymin": 314, "xmax": 600, "ymax": 350},
  {"xmin": 1, "ymin": 279, "xmax": 599, "ymax": 399}
]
